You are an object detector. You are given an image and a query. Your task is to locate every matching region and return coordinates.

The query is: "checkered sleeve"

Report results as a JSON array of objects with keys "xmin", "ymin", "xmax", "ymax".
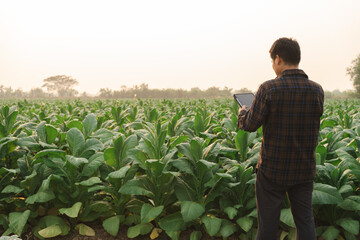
[{"xmin": 237, "ymin": 84, "xmax": 268, "ymax": 132}]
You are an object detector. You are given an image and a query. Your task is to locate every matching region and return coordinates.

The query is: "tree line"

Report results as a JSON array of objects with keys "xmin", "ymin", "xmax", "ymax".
[
  {"xmin": 1, "ymin": 54, "xmax": 359, "ymax": 99},
  {"xmin": 0, "ymin": 77, "xmax": 252, "ymax": 99}
]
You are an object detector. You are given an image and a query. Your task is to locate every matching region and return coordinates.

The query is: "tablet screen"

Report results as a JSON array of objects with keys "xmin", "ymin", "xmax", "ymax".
[{"xmin": 233, "ymin": 93, "xmax": 254, "ymax": 107}]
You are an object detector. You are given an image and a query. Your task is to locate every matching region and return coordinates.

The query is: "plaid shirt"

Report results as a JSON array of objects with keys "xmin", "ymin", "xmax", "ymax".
[{"xmin": 238, "ymin": 69, "xmax": 324, "ymax": 185}]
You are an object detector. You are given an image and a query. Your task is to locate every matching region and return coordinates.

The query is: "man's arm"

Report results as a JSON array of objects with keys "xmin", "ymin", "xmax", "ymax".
[{"xmin": 237, "ymin": 85, "xmax": 268, "ymax": 132}]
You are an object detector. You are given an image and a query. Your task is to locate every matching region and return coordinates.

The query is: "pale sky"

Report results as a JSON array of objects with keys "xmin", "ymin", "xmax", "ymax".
[{"xmin": 1, "ymin": 0, "xmax": 360, "ymax": 94}]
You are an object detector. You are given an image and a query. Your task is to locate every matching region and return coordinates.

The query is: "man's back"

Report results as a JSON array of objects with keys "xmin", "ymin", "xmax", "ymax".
[{"xmin": 238, "ymin": 69, "xmax": 324, "ymax": 185}]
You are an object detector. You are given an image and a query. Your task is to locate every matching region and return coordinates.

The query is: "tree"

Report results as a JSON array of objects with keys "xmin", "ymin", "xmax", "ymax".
[
  {"xmin": 234, "ymin": 88, "xmax": 253, "ymax": 94},
  {"xmin": 347, "ymin": 54, "xmax": 360, "ymax": 96},
  {"xmin": 28, "ymin": 88, "xmax": 47, "ymax": 98},
  {"xmin": 42, "ymin": 75, "xmax": 79, "ymax": 97},
  {"xmin": 99, "ymin": 88, "xmax": 113, "ymax": 98}
]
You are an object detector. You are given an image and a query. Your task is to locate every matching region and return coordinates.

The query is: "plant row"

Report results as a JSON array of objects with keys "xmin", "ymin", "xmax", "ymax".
[{"xmin": 0, "ymin": 99, "xmax": 359, "ymax": 240}]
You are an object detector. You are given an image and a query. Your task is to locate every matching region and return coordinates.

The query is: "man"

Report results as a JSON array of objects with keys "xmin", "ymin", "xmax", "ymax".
[{"xmin": 238, "ymin": 37, "xmax": 324, "ymax": 240}]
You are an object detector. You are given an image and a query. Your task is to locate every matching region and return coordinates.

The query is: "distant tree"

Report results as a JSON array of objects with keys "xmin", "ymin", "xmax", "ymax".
[
  {"xmin": 99, "ymin": 88, "xmax": 113, "ymax": 98},
  {"xmin": 28, "ymin": 88, "xmax": 47, "ymax": 98},
  {"xmin": 42, "ymin": 75, "xmax": 79, "ymax": 97},
  {"xmin": 80, "ymin": 91, "xmax": 89, "ymax": 98},
  {"xmin": 190, "ymin": 87, "xmax": 202, "ymax": 98},
  {"xmin": 13, "ymin": 88, "xmax": 25, "ymax": 98},
  {"xmin": 1, "ymin": 86, "xmax": 14, "ymax": 98},
  {"xmin": 234, "ymin": 88, "xmax": 253, "ymax": 93},
  {"xmin": 347, "ymin": 54, "xmax": 360, "ymax": 96},
  {"xmin": 0, "ymin": 85, "xmax": 5, "ymax": 97}
]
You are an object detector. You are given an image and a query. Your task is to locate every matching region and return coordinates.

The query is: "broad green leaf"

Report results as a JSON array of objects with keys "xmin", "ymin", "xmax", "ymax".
[
  {"xmin": 88, "ymin": 185, "xmax": 105, "ymax": 192},
  {"xmin": 76, "ymin": 223, "xmax": 95, "ymax": 236},
  {"xmin": 125, "ymin": 214, "xmax": 141, "ymax": 226},
  {"xmin": 339, "ymin": 184, "xmax": 353, "ymax": 195},
  {"xmin": 38, "ymin": 224, "xmax": 63, "ymax": 238},
  {"xmin": 1, "ymin": 185, "xmax": 23, "ymax": 194},
  {"xmin": 76, "ymin": 177, "xmax": 102, "ymax": 187},
  {"xmin": 20, "ymin": 170, "xmax": 38, "ymax": 193},
  {"xmin": 159, "ymin": 212, "xmax": 184, "ymax": 232},
  {"xmin": 107, "ymin": 165, "xmax": 131, "ymax": 179},
  {"xmin": 280, "ymin": 208, "xmax": 296, "ymax": 228},
  {"xmin": 104, "ymin": 147, "xmax": 117, "ymax": 168},
  {"xmin": 92, "ymin": 128, "xmax": 114, "ymax": 144},
  {"xmin": 36, "ymin": 121, "xmax": 47, "ymax": 142},
  {"xmin": 224, "ymin": 207, "xmax": 237, "ymax": 220},
  {"xmin": 81, "ymin": 152, "xmax": 104, "ymax": 177},
  {"xmin": 336, "ymin": 218, "xmax": 359, "ymax": 235},
  {"xmin": 235, "ymin": 129, "xmax": 248, "ymax": 161},
  {"xmin": 66, "ymin": 156, "xmax": 88, "ymax": 168},
  {"xmin": 198, "ymin": 159, "xmax": 216, "ymax": 169},
  {"xmin": 312, "ymin": 183, "xmax": 342, "ymax": 205},
  {"xmin": 220, "ymin": 219, "xmax": 238, "ymax": 238},
  {"xmin": 190, "ymin": 140, "xmax": 203, "ymax": 162},
  {"xmin": 119, "ymin": 179, "xmax": 152, "ymax": 196},
  {"xmin": 66, "ymin": 128, "xmax": 85, "ymax": 156},
  {"xmin": 78, "ymin": 138, "xmax": 103, "ymax": 158},
  {"xmin": 222, "ymin": 117, "xmax": 236, "ymax": 132},
  {"xmin": 67, "ymin": 120, "xmax": 83, "ymax": 131},
  {"xmin": 165, "ymin": 231, "xmax": 180, "ymax": 240},
  {"xmin": 171, "ymin": 158, "xmax": 194, "ymax": 175},
  {"xmin": 127, "ymin": 223, "xmax": 153, "ymax": 238},
  {"xmin": 83, "ymin": 114, "xmax": 97, "ymax": 138},
  {"xmin": 236, "ymin": 216, "xmax": 253, "ymax": 232},
  {"xmin": 37, "ymin": 215, "xmax": 69, "ymax": 235},
  {"xmin": 103, "ymin": 215, "xmax": 124, "ymax": 236},
  {"xmin": 316, "ymin": 145, "xmax": 326, "ymax": 163},
  {"xmin": 0, "ymin": 124, "xmax": 5, "ymax": 138},
  {"xmin": 216, "ymin": 172, "xmax": 233, "ymax": 179},
  {"xmin": 141, "ymin": 203, "xmax": 164, "ymax": 223},
  {"xmin": 321, "ymin": 226, "xmax": 339, "ymax": 240},
  {"xmin": 26, "ymin": 189, "xmax": 55, "ymax": 204},
  {"xmin": 316, "ymin": 153, "xmax": 322, "ymax": 165},
  {"xmin": 181, "ymin": 201, "xmax": 205, "ymax": 222},
  {"xmin": 338, "ymin": 196, "xmax": 360, "ymax": 211},
  {"xmin": 201, "ymin": 214, "xmax": 222, "ymax": 236},
  {"xmin": 45, "ymin": 124, "xmax": 57, "ymax": 144},
  {"xmin": 5, "ymin": 108, "xmax": 18, "ymax": 134},
  {"xmin": 59, "ymin": 202, "xmax": 82, "ymax": 218},
  {"xmin": 9, "ymin": 210, "xmax": 31, "ymax": 236},
  {"xmin": 202, "ymin": 141, "xmax": 220, "ymax": 160},
  {"xmin": 174, "ymin": 181, "xmax": 195, "ymax": 202},
  {"xmin": 344, "ymin": 230, "xmax": 357, "ymax": 240},
  {"xmin": 190, "ymin": 231, "xmax": 202, "ymax": 240},
  {"xmin": 16, "ymin": 135, "xmax": 39, "ymax": 148},
  {"xmin": 34, "ymin": 149, "xmax": 66, "ymax": 161},
  {"xmin": 169, "ymin": 135, "xmax": 189, "ymax": 149},
  {"xmin": 147, "ymin": 159, "xmax": 166, "ymax": 177},
  {"xmin": 176, "ymin": 143, "xmax": 193, "ymax": 161},
  {"xmin": 194, "ymin": 114, "xmax": 205, "ymax": 134},
  {"xmin": 121, "ymin": 134, "xmax": 138, "ymax": 159}
]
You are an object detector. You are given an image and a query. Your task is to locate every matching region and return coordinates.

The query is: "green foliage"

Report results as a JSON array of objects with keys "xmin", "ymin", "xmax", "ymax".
[{"xmin": 0, "ymin": 99, "xmax": 359, "ymax": 239}]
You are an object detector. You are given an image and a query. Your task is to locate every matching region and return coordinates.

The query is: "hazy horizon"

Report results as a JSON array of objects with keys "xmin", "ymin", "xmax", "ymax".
[{"xmin": 1, "ymin": 0, "xmax": 360, "ymax": 95}]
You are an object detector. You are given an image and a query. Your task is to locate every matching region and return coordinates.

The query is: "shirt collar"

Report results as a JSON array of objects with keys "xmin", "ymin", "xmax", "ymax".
[{"xmin": 280, "ymin": 69, "xmax": 308, "ymax": 78}]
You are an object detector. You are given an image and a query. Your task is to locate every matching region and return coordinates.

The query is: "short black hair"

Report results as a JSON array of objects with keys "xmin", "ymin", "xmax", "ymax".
[{"xmin": 269, "ymin": 38, "xmax": 301, "ymax": 65}]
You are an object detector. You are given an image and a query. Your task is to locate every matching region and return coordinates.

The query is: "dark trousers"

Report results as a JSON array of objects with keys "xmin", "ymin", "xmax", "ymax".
[{"xmin": 255, "ymin": 170, "xmax": 316, "ymax": 240}]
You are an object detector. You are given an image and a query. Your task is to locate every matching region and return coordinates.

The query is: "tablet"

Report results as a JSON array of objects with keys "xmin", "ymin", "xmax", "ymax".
[{"xmin": 233, "ymin": 93, "xmax": 254, "ymax": 107}]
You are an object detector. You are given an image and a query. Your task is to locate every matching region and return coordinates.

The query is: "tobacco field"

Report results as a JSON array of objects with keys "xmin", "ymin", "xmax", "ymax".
[{"xmin": 0, "ymin": 99, "xmax": 359, "ymax": 240}]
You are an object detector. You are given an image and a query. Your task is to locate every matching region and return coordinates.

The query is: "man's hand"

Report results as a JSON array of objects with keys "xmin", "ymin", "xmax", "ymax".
[{"xmin": 239, "ymin": 105, "xmax": 248, "ymax": 114}]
